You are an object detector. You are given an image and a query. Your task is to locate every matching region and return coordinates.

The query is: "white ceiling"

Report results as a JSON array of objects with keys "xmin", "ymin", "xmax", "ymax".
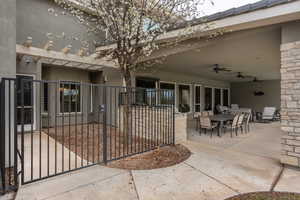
[{"xmin": 159, "ymin": 26, "xmax": 281, "ymax": 82}]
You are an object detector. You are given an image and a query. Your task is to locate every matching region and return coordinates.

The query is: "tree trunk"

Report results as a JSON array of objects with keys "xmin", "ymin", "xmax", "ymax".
[{"xmin": 122, "ymin": 70, "xmax": 133, "ymax": 150}]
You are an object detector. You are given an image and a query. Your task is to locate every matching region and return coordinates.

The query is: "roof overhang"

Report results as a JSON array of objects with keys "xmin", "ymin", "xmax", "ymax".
[{"xmin": 96, "ymin": 0, "xmax": 300, "ymax": 53}]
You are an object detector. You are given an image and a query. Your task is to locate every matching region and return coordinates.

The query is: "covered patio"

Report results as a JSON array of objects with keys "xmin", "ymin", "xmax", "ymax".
[
  {"xmin": 129, "ymin": 17, "xmax": 290, "ymax": 165},
  {"xmin": 188, "ymin": 121, "xmax": 282, "ymax": 160}
]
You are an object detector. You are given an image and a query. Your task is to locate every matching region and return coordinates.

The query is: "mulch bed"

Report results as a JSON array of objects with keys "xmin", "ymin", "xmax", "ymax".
[
  {"xmin": 4, "ymin": 167, "xmax": 15, "ymax": 187},
  {"xmin": 107, "ymin": 144, "xmax": 191, "ymax": 170},
  {"xmin": 225, "ymin": 192, "xmax": 300, "ymax": 200},
  {"xmin": 44, "ymin": 123, "xmax": 163, "ymax": 163}
]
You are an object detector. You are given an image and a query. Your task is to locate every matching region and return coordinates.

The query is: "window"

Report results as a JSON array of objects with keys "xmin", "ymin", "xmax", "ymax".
[
  {"xmin": 194, "ymin": 85, "xmax": 201, "ymax": 112},
  {"xmin": 223, "ymin": 89, "xmax": 229, "ymax": 107},
  {"xmin": 16, "ymin": 75, "xmax": 34, "ymax": 125},
  {"xmin": 178, "ymin": 85, "xmax": 190, "ymax": 113},
  {"xmin": 160, "ymin": 82, "xmax": 175, "ymax": 105},
  {"xmin": 135, "ymin": 77, "xmax": 157, "ymax": 105},
  {"xmin": 204, "ymin": 87, "xmax": 213, "ymax": 111},
  {"xmin": 60, "ymin": 83, "xmax": 81, "ymax": 113},
  {"xmin": 214, "ymin": 88, "xmax": 221, "ymax": 107}
]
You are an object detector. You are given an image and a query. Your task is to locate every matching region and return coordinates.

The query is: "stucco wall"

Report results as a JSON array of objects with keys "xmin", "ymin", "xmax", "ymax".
[
  {"xmin": 0, "ymin": 0, "xmax": 16, "ymax": 168},
  {"xmin": 0, "ymin": 0, "xmax": 16, "ymax": 78},
  {"xmin": 42, "ymin": 65, "xmax": 91, "ymax": 82},
  {"xmin": 231, "ymin": 80, "xmax": 280, "ymax": 112},
  {"xmin": 16, "ymin": 0, "xmax": 104, "ymax": 54},
  {"xmin": 282, "ymin": 21, "xmax": 300, "ymax": 44}
]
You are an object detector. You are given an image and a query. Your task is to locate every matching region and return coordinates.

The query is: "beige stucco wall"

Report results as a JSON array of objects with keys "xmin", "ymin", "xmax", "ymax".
[
  {"xmin": 231, "ymin": 80, "xmax": 280, "ymax": 112},
  {"xmin": 175, "ymin": 114, "xmax": 188, "ymax": 143},
  {"xmin": 282, "ymin": 21, "xmax": 300, "ymax": 44},
  {"xmin": 42, "ymin": 65, "xmax": 91, "ymax": 82}
]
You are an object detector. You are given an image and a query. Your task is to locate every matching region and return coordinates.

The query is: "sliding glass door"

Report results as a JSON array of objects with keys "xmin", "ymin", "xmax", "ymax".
[
  {"xmin": 178, "ymin": 85, "xmax": 191, "ymax": 113},
  {"xmin": 136, "ymin": 77, "xmax": 157, "ymax": 105},
  {"xmin": 223, "ymin": 89, "xmax": 229, "ymax": 107},
  {"xmin": 160, "ymin": 82, "xmax": 175, "ymax": 105},
  {"xmin": 214, "ymin": 88, "xmax": 221, "ymax": 107},
  {"xmin": 204, "ymin": 87, "xmax": 213, "ymax": 111},
  {"xmin": 194, "ymin": 85, "xmax": 201, "ymax": 112}
]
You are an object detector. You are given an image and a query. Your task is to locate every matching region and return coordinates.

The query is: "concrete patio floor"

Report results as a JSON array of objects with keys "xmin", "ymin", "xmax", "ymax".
[{"xmin": 14, "ymin": 123, "xmax": 300, "ymax": 200}]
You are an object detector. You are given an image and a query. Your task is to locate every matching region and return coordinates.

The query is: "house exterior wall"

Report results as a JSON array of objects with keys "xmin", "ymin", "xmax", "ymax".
[
  {"xmin": 14, "ymin": 0, "xmax": 107, "ymax": 133},
  {"xmin": 40, "ymin": 65, "xmax": 104, "ymax": 128},
  {"xmin": 16, "ymin": 0, "xmax": 104, "ymax": 55},
  {"xmin": 280, "ymin": 41, "xmax": 300, "ymax": 167},
  {"xmin": 0, "ymin": 0, "xmax": 16, "ymax": 78},
  {"xmin": 231, "ymin": 80, "xmax": 281, "ymax": 112},
  {"xmin": 282, "ymin": 21, "xmax": 300, "ymax": 44},
  {"xmin": 0, "ymin": 0, "xmax": 16, "ymax": 168}
]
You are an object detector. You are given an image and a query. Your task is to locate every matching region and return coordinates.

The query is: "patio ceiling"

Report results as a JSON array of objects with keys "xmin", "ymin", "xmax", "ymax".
[{"xmin": 158, "ymin": 25, "xmax": 281, "ymax": 82}]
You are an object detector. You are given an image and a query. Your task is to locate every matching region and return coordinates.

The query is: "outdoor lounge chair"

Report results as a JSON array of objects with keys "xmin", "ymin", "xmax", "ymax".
[
  {"xmin": 199, "ymin": 116, "xmax": 218, "ymax": 138},
  {"xmin": 258, "ymin": 107, "xmax": 276, "ymax": 123}
]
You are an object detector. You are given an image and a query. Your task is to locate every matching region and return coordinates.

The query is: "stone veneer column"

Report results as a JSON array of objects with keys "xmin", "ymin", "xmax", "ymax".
[{"xmin": 281, "ymin": 41, "xmax": 300, "ymax": 167}]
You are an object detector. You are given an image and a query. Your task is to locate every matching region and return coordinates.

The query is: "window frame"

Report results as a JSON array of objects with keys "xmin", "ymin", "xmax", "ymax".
[
  {"xmin": 159, "ymin": 81, "xmax": 176, "ymax": 106},
  {"xmin": 135, "ymin": 77, "xmax": 158, "ymax": 106},
  {"xmin": 214, "ymin": 88, "xmax": 222, "ymax": 108},
  {"xmin": 177, "ymin": 83, "xmax": 192, "ymax": 113},
  {"xmin": 222, "ymin": 88, "xmax": 230, "ymax": 107},
  {"xmin": 204, "ymin": 86, "xmax": 213, "ymax": 111},
  {"xmin": 59, "ymin": 81, "xmax": 82, "ymax": 114},
  {"xmin": 194, "ymin": 84, "xmax": 202, "ymax": 113}
]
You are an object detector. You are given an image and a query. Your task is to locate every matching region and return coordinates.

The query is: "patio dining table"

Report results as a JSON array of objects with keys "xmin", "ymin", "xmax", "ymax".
[{"xmin": 209, "ymin": 114, "xmax": 235, "ymax": 137}]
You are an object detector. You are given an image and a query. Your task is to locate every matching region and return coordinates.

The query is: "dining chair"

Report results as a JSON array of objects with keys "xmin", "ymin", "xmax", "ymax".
[
  {"xmin": 237, "ymin": 113, "xmax": 245, "ymax": 134},
  {"xmin": 243, "ymin": 113, "xmax": 251, "ymax": 133},
  {"xmin": 194, "ymin": 112, "xmax": 202, "ymax": 131},
  {"xmin": 199, "ymin": 116, "xmax": 218, "ymax": 138},
  {"xmin": 224, "ymin": 114, "xmax": 240, "ymax": 137}
]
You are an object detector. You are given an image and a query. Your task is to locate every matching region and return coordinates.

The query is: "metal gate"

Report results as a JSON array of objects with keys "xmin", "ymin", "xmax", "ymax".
[{"xmin": 0, "ymin": 77, "xmax": 175, "ymax": 192}]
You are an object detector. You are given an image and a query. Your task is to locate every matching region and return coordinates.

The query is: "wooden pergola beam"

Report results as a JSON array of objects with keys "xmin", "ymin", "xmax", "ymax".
[{"xmin": 16, "ymin": 44, "xmax": 117, "ymax": 70}]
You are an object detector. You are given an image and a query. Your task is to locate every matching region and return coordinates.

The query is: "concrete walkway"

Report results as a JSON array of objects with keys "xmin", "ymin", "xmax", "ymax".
[{"xmin": 14, "ymin": 123, "xmax": 300, "ymax": 200}]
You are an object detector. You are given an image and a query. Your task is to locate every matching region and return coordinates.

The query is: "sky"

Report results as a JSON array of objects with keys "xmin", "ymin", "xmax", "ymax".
[{"xmin": 201, "ymin": 0, "xmax": 261, "ymax": 15}]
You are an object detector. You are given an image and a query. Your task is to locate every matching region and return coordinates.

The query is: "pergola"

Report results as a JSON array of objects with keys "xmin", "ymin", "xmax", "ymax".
[{"xmin": 16, "ymin": 39, "xmax": 117, "ymax": 71}]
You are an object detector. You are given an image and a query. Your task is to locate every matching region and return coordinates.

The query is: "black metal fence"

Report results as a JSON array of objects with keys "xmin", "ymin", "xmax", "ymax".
[{"xmin": 0, "ymin": 78, "xmax": 175, "ymax": 193}]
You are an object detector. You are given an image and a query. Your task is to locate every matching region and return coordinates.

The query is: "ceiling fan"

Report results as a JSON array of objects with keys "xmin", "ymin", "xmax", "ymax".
[
  {"xmin": 212, "ymin": 64, "xmax": 231, "ymax": 74},
  {"xmin": 236, "ymin": 72, "xmax": 252, "ymax": 79},
  {"xmin": 253, "ymin": 77, "xmax": 263, "ymax": 82}
]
